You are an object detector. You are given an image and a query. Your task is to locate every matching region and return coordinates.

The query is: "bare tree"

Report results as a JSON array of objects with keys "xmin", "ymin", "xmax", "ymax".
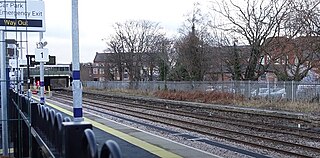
[
  {"xmin": 105, "ymin": 36, "xmax": 125, "ymax": 81},
  {"xmin": 212, "ymin": 32, "xmax": 249, "ymax": 81},
  {"xmin": 174, "ymin": 3, "xmax": 215, "ymax": 81},
  {"xmin": 150, "ymin": 38, "xmax": 173, "ymax": 81},
  {"xmin": 266, "ymin": 0, "xmax": 320, "ymax": 81},
  {"xmin": 212, "ymin": 0, "xmax": 289, "ymax": 80},
  {"xmin": 105, "ymin": 20, "xmax": 166, "ymax": 82}
]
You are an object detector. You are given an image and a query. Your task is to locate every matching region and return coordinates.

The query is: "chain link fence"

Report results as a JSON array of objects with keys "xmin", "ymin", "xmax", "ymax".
[{"xmin": 83, "ymin": 81, "xmax": 320, "ymax": 102}]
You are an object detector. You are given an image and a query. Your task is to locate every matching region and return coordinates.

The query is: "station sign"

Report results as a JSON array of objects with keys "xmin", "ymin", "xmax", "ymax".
[
  {"xmin": 0, "ymin": 1, "xmax": 45, "ymax": 31},
  {"xmin": 35, "ymin": 48, "xmax": 49, "ymax": 62}
]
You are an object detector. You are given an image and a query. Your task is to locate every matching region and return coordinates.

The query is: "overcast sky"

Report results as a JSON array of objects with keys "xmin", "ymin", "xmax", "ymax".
[{"xmin": 34, "ymin": 0, "xmax": 210, "ymax": 64}]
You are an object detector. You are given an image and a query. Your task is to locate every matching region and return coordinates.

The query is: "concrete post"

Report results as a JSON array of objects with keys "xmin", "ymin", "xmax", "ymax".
[{"xmin": 72, "ymin": 0, "xmax": 83, "ymax": 122}]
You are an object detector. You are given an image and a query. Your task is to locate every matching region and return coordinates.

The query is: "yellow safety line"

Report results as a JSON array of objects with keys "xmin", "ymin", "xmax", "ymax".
[{"xmin": 33, "ymin": 97, "xmax": 182, "ymax": 158}]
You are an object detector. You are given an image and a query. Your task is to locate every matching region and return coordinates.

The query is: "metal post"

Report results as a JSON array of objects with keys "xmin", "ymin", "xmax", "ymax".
[
  {"xmin": 13, "ymin": 44, "xmax": 18, "ymax": 92},
  {"xmin": 72, "ymin": 0, "xmax": 83, "ymax": 122},
  {"xmin": 20, "ymin": 59, "xmax": 24, "ymax": 94},
  {"xmin": 291, "ymin": 80, "xmax": 294, "ymax": 102},
  {"xmin": 27, "ymin": 55, "xmax": 31, "ymax": 98},
  {"xmin": 39, "ymin": 33, "xmax": 45, "ymax": 104},
  {"xmin": 20, "ymin": 32, "xmax": 24, "ymax": 94},
  {"xmin": 268, "ymin": 80, "xmax": 270, "ymax": 97},
  {"xmin": 1, "ymin": 30, "xmax": 8, "ymax": 156},
  {"xmin": 248, "ymin": 80, "xmax": 251, "ymax": 98}
]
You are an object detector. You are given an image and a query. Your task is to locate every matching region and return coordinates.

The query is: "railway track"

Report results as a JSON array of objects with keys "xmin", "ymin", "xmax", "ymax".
[
  {"xmin": 52, "ymin": 90, "xmax": 320, "ymax": 157},
  {"xmin": 88, "ymin": 92, "xmax": 320, "ymax": 139}
]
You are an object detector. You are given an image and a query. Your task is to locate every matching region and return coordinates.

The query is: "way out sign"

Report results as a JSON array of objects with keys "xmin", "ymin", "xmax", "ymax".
[
  {"xmin": 35, "ymin": 48, "xmax": 49, "ymax": 62},
  {"xmin": 0, "ymin": 1, "xmax": 45, "ymax": 31}
]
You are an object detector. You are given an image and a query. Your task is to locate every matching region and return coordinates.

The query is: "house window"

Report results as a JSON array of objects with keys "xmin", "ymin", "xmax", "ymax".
[
  {"xmin": 93, "ymin": 68, "xmax": 98, "ymax": 74},
  {"xmin": 99, "ymin": 77, "xmax": 105, "ymax": 81},
  {"xmin": 99, "ymin": 68, "xmax": 104, "ymax": 74}
]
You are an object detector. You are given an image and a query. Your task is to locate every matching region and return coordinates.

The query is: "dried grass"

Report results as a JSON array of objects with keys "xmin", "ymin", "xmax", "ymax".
[
  {"xmin": 153, "ymin": 90, "xmax": 245, "ymax": 104},
  {"xmin": 82, "ymin": 88, "xmax": 320, "ymax": 114},
  {"xmin": 153, "ymin": 90, "xmax": 320, "ymax": 114}
]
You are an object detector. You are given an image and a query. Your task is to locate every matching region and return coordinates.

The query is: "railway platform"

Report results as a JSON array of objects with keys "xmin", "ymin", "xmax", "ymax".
[
  {"xmin": 0, "ymin": 92, "xmax": 219, "ymax": 158},
  {"xmin": 44, "ymin": 98, "xmax": 220, "ymax": 158}
]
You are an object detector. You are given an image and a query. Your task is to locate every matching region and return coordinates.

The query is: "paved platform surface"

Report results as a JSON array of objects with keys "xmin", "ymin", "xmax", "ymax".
[
  {"xmin": 0, "ymin": 95, "xmax": 220, "ymax": 158},
  {"xmin": 45, "ymin": 98, "xmax": 220, "ymax": 158}
]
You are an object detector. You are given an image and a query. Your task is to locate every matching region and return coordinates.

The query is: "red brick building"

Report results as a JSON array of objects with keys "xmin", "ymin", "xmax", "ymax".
[
  {"xmin": 81, "ymin": 36, "xmax": 320, "ymax": 82},
  {"xmin": 263, "ymin": 36, "xmax": 320, "ymax": 81}
]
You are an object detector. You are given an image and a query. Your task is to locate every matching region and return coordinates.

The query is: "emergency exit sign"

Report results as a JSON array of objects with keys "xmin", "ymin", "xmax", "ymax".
[{"xmin": 0, "ymin": 1, "xmax": 45, "ymax": 31}]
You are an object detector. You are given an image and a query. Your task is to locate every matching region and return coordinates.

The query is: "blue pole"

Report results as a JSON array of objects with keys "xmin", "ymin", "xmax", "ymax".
[{"xmin": 72, "ymin": 0, "xmax": 83, "ymax": 122}]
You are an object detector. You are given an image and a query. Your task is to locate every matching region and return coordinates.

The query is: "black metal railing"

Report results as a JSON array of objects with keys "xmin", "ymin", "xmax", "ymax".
[{"xmin": 8, "ymin": 90, "xmax": 122, "ymax": 158}]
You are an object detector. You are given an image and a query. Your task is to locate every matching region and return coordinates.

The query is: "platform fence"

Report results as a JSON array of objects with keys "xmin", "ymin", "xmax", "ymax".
[
  {"xmin": 84, "ymin": 80, "xmax": 320, "ymax": 102},
  {"xmin": 7, "ymin": 89, "xmax": 122, "ymax": 158}
]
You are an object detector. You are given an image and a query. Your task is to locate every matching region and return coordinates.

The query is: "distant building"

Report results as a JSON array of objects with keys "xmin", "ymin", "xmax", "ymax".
[
  {"xmin": 82, "ymin": 36, "xmax": 320, "ymax": 82},
  {"xmin": 92, "ymin": 52, "xmax": 115, "ymax": 81},
  {"xmin": 92, "ymin": 52, "xmax": 158, "ymax": 81},
  {"xmin": 263, "ymin": 36, "xmax": 320, "ymax": 81},
  {"xmin": 80, "ymin": 63, "xmax": 93, "ymax": 81}
]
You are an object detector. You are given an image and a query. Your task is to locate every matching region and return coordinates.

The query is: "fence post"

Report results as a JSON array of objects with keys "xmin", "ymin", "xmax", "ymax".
[
  {"xmin": 267, "ymin": 81, "xmax": 270, "ymax": 97},
  {"xmin": 248, "ymin": 80, "xmax": 251, "ymax": 98},
  {"xmin": 292, "ymin": 81, "xmax": 294, "ymax": 102}
]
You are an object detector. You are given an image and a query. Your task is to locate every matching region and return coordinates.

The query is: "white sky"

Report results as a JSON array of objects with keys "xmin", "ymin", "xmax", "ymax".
[{"xmin": 37, "ymin": 0, "xmax": 210, "ymax": 64}]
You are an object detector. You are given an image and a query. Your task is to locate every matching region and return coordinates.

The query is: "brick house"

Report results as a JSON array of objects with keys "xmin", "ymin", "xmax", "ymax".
[
  {"xmin": 91, "ymin": 52, "xmax": 114, "ymax": 81},
  {"xmin": 91, "ymin": 52, "xmax": 159, "ymax": 81},
  {"xmin": 80, "ymin": 63, "xmax": 94, "ymax": 81},
  {"xmin": 263, "ymin": 36, "xmax": 320, "ymax": 81},
  {"xmin": 82, "ymin": 36, "xmax": 320, "ymax": 82}
]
